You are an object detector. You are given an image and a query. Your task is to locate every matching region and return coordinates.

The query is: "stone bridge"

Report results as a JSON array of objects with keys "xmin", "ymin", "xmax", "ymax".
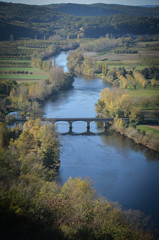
[
  {"xmin": 16, "ymin": 117, "xmax": 129, "ymax": 131},
  {"xmin": 42, "ymin": 117, "xmax": 129, "ymax": 130}
]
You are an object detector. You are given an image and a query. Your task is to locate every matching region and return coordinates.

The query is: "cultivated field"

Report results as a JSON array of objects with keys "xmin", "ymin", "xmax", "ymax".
[{"xmin": 0, "ymin": 40, "xmax": 51, "ymax": 83}]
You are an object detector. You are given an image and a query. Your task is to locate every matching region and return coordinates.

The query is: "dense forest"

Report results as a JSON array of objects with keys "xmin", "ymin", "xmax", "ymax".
[
  {"xmin": 47, "ymin": 3, "xmax": 159, "ymax": 17},
  {"xmin": 0, "ymin": 2, "xmax": 159, "ymax": 40}
]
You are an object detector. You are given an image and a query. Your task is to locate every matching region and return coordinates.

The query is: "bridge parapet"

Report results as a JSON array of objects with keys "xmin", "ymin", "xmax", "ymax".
[{"xmin": 44, "ymin": 117, "xmax": 115, "ymax": 122}]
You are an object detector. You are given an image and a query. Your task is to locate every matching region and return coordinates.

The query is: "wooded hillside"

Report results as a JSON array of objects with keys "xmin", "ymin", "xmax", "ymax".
[{"xmin": 0, "ymin": 2, "xmax": 159, "ymax": 40}]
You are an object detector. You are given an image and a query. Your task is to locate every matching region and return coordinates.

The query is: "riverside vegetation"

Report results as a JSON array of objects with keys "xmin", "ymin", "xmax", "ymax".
[
  {"xmin": 0, "ymin": 2, "xmax": 159, "ymax": 239},
  {"xmin": 0, "ymin": 38, "xmax": 76, "ymax": 122},
  {"xmin": 95, "ymin": 88, "xmax": 159, "ymax": 152},
  {"xmin": 67, "ymin": 37, "xmax": 159, "ymax": 152},
  {"xmin": 0, "ymin": 120, "xmax": 156, "ymax": 240}
]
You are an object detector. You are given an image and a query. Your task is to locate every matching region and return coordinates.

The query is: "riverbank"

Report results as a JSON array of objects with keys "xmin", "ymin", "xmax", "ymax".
[
  {"xmin": 96, "ymin": 87, "xmax": 159, "ymax": 152},
  {"xmin": 38, "ymin": 42, "xmax": 79, "ymax": 60},
  {"xmin": 2, "ymin": 65, "xmax": 75, "ymax": 121},
  {"xmin": 110, "ymin": 122, "xmax": 159, "ymax": 152}
]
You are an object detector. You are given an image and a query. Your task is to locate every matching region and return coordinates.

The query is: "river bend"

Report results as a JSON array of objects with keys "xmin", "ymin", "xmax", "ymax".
[{"xmin": 43, "ymin": 52, "xmax": 159, "ymax": 227}]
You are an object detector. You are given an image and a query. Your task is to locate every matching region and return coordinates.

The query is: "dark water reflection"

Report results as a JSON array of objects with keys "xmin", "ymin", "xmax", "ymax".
[{"xmin": 43, "ymin": 51, "xmax": 159, "ymax": 228}]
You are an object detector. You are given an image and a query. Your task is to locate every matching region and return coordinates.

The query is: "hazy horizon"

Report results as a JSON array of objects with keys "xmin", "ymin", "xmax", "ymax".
[{"xmin": 1, "ymin": 0, "xmax": 159, "ymax": 6}]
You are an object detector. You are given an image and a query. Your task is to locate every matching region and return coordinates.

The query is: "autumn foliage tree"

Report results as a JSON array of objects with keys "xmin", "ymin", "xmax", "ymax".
[
  {"xmin": 102, "ymin": 62, "xmax": 108, "ymax": 77},
  {"xmin": 116, "ymin": 71, "xmax": 128, "ymax": 89},
  {"xmin": 49, "ymin": 65, "xmax": 74, "ymax": 90},
  {"xmin": 126, "ymin": 73, "xmax": 137, "ymax": 89},
  {"xmin": 12, "ymin": 119, "xmax": 60, "ymax": 179},
  {"xmin": 151, "ymin": 79, "xmax": 157, "ymax": 87},
  {"xmin": 96, "ymin": 88, "xmax": 133, "ymax": 118},
  {"xmin": 133, "ymin": 71, "xmax": 148, "ymax": 89}
]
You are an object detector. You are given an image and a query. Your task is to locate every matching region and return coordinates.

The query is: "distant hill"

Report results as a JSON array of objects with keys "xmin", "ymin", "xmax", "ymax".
[
  {"xmin": 0, "ymin": 2, "xmax": 67, "ymax": 40},
  {"xmin": 46, "ymin": 3, "xmax": 159, "ymax": 18},
  {"xmin": 0, "ymin": 2, "xmax": 63, "ymax": 23},
  {"xmin": 141, "ymin": 5, "xmax": 159, "ymax": 8},
  {"xmin": 0, "ymin": 2, "xmax": 159, "ymax": 41}
]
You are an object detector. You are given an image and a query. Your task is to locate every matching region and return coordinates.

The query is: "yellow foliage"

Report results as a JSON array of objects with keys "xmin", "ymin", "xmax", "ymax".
[
  {"xmin": 119, "ymin": 94, "xmax": 132, "ymax": 114},
  {"xmin": 61, "ymin": 177, "xmax": 95, "ymax": 199},
  {"xmin": 30, "ymin": 126, "xmax": 40, "ymax": 137},
  {"xmin": 151, "ymin": 79, "xmax": 157, "ymax": 87},
  {"xmin": 133, "ymin": 71, "xmax": 148, "ymax": 89},
  {"xmin": 97, "ymin": 88, "xmax": 133, "ymax": 118},
  {"xmin": 23, "ymin": 119, "xmax": 41, "ymax": 132}
]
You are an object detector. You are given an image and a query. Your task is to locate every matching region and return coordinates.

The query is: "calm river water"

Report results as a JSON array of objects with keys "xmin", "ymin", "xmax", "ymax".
[{"xmin": 44, "ymin": 52, "xmax": 159, "ymax": 227}]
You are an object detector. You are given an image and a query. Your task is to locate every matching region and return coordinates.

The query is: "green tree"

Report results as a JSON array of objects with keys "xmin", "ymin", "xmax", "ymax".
[
  {"xmin": 37, "ymin": 123, "xmax": 60, "ymax": 170},
  {"xmin": 0, "ymin": 122, "xmax": 9, "ymax": 147},
  {"xmin": 42, "ymin": 60, "xmax": 51, "ymax": 72},
  {"xmin": 102, "ymin": 62, "xmax": 108, "ymax": 77},
  {"xmin": 129, "ymin": 108, "xmax": 144, "ymax": 126},
  {"xmin": 126, "ymin": 74, "xmax": 137, "ymax": 89}
]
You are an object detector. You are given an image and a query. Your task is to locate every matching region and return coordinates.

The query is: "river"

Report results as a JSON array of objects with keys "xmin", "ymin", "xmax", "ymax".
[{"xmin": 44, "ymin": 52, "xmax": 159, "ymax": 228}]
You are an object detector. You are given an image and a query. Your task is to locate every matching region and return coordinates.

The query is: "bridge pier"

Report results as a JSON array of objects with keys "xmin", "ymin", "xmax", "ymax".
[
  {"xmin": 69, "ymin": 121, "xmax": 73, "ymax": 130},
  {"xmin": 86, "ymin": 128, "xmax": 90, "ymax": 134},
  {"xmin": 87, "ymin": 121, "xmax": 90, "ymax": 130},
  {"xmin": 104, "ymin": 122, "xmax": 108, "ymax": 129},
  {"xmin": 69, "ymin": 128, "xmax": 73, "ymax": 134}
]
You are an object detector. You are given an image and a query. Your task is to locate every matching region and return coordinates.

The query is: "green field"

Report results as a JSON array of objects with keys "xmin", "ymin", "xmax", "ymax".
[
  {"xmin": 128, "ymin": 89, "xmax": 159, "ymax": 98},
  {"xmin": 90, "ymin": 39, "xmax": 159, "ymax": 72},
  {"xmin": 0, "ymin": 44, "xmax": 48, "ymax": 81},
  {"xmin": 137, "ymin": 125, "xmax": 159, "ymax": 139},
  {"xmin": 0, "ymin": 59, "xmax": 31, "ymax": 63},
  {"xmin": 0, "ymin": 74, "xmax": 48, "ymax": 80},
  {"xmin": 0, "ymin": 67, "xmax": 40, "ymax": 71}
]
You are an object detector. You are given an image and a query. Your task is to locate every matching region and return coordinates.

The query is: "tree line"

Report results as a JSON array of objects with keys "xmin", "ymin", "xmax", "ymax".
[{"xmin": 67, "ymin": 51, "xmax": 159, "ymax": 89}]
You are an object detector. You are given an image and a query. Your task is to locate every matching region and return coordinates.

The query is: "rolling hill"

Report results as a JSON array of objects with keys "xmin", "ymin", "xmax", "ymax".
[
  {"xmin": 46, "ymin": 3, "xmax": 159, "ymax": 18},
  {"xmin": 0, "ymin": 2, "xmax": 159, "ymax": 41}
]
